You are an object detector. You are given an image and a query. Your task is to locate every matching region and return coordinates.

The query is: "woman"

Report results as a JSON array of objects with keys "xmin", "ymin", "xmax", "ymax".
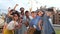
[
  {"xmin": 29, "ymin": 11, "xmax": 43, "ymax": 34},
  {"xmin": 2, "ymin": 9, "xmax": 14, "ymax": 34},
  {"xmin": 33, "ymin": 10, "xmax": 44, "ymax": 34},
  {"xmin": 3, "ymin": 11, "xmax": 20, "ymax": 34}
]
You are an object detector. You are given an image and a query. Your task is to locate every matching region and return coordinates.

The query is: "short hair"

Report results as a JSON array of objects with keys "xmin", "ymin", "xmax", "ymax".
[
  {"xmin": 46, "ymin": 8, "xmax": 54, "ymax": 12},
  {"xmin": 31, "ymin": 11, "xmax": 36, "ymax": 13},
  {"xmin": 9, "ymin": 9, "xmax": 15, "ymax": 12},
  {"xmin": 20, "ymin": 7, "xmax": 24, "ymax": 10},
  {"xmin": 12, "ymin": 11, "xmax": 20, "ymax": 17},
  {"xmin": 36, "ymin": 9, "xmax": 44, "ymax": 13},
  {"xmin": 25, "ymin": 11, "xmax": 29, "ymax": 14}
]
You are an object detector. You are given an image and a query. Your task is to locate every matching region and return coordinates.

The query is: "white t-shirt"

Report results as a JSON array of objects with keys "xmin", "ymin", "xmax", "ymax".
[
  {"xmin": 49, "ymin": 18, "xmax": 53, "ymax": 26},
  {"xmin": 7, "ymin": 21, "xmax": 18, "ymax": 30}
]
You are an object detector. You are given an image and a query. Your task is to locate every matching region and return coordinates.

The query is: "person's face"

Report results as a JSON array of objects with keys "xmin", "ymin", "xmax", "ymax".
[
  {"xmin": 47, "ymin": 12, "xmax": 52, "ymax": 17},
  {"xmin": 20, "ymin": 9, "xmax": 24, "ymax": 12},
  {"xmin": 26, "ymin": 12, "xmax": 29, "ymax": 16},
  {"xmin": 38, "ymin": 11, "xmax": 43, "ymax": 16},
  {"xmin": 13, "ymin": 14, "xmax": 18, "ymax": 21},
  {"xmin": 31, "ymin": 12, "xmax": 36, "ymax": 18}
]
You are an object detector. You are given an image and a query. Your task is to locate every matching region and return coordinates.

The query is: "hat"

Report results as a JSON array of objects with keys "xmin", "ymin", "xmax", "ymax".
[{"xmin": 46, "ymin": 8, "xmax": 54, "ymax": 12}]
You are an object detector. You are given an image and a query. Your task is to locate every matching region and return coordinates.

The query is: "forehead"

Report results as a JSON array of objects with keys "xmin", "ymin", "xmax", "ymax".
[
  {"xmin": 48, "ymin": 11, "xmax": 52, "ymax": 13},
  {"xmin": 37, "ymin": 10, "xmax": 43, "ymax": 13},
  {"xmin": 14, "ymin": 14, "xmax": 18, "ymax": 16},
  {"xmin": 20, "ymin": 8, "xmax": 24, "ymax": 10},
  {"xmin": 39, "ymin": 11, "xmax": 43, "ymax": 13},
  {"xmin": 31, "ymin": 12, "xmax": 36, "ymax": 14}
]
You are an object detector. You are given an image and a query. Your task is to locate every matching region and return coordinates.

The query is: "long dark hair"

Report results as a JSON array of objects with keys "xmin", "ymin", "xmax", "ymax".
[{"xmin": 36, "ymin": 9, "xmax": 45, "ymax": 17}]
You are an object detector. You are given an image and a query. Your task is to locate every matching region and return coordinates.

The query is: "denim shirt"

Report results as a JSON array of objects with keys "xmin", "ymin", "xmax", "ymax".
[
  {"xmin": 30, "ymin": 16, "xmax": 42, "ymax": 31},
  {"xmin": 42, "ymin": 15, "xmax": 55, "ymax": 34}
]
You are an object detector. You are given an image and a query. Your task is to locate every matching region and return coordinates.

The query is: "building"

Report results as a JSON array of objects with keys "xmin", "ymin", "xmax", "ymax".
[{"xmin": 53, "ymin": 10, "xmax": 60, "ymax": 24}]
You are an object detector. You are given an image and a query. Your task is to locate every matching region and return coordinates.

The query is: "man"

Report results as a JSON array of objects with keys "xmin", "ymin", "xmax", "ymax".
[
  {"xmin": 29, "ymin": 11, "xmax": 37, "ymax": 34},
  {"xmin": 18, "ymin": 7, "xmax": 27, "ymax": 34},
  {"xmin": 25, "ymin": 11, "xmax": 33, "ymax": 27},
  {"xmin": 20, "ymin": 7, "xmax": 25, "ymax": 18},
  {"xmin": 42, "ymin": 9, "xmax": 55, "ymax": 34}
]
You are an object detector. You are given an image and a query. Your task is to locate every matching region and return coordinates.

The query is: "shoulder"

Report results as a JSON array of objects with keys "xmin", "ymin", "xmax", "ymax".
[
  {"xmin": 9, "ymin": 21, "xmax": 14, "ymax": 24},
  {"xmin": 29, "ymin": 16, "xmax": 33, "ymax": 19},
  {"xmin": 15, "ymin": 22, "xmax": 18, "ymax": 25}
]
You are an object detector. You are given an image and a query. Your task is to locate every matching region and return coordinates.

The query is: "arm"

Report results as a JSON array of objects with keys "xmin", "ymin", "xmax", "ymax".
[
  {"xmin": 13, "ymin": 4, "xmax": 18, "ymax": 10},
  {"xmin": 25, "ymin": 21, "xmax": 29, "ymax": 27},
  {"xmin": 38, "ymin": 20, "xmax": 42, "ymax": 30},
  {"xmin": 7, "ymin": 7, "xmax": 13, "ymax": 18},
  {"xmin": 8, "ymin": 13, "xmax": 13, "ymax": 18},
  {"xmin": 2, "ymin": 22, "xmax": 7, "ymax": 34},
  {"xmin": 29, "ymin": 7, "xmax": 32, "ymax": 12},
  {"xmin": 8, "ymin": 7, "xmax": 11, "ymax": 12}
]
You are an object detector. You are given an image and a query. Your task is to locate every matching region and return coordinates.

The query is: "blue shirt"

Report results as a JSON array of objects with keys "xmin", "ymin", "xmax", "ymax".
[
  {"xmin": 42, "ymin": 15, "xmax": 55, "ymax": 34},
  {"xmin": 30, "ymin": 16, "xmax": 42, "ymax": 31}
]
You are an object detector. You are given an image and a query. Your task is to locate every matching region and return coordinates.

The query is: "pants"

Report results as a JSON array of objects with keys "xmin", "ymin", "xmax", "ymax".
[
  {"xmin": 14, "ymin": 29, "xmax": 18, "ymax": 34},
  {"xmin": 34, "ymin": 29, "xmax": 41, "ymax": 34}
]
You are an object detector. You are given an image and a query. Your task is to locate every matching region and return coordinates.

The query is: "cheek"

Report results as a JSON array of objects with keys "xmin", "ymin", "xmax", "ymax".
[
  {"xmin": 42, "ymin": 12, "xmax": 43, "ymax": 14},
  {"xmin": 14, "ymin": 17, "xmax": 16, "ymax": 19},
  {"xmin": 16, "ymin": 17, "xmax": 18, "ymax": 19},
  {"xmin": 15, "ymin": 17, "xmax": 18, "ymax": 20},
  {"xmin": 38, "ymin": 13, "xmax": 41, "ymax": 15}
]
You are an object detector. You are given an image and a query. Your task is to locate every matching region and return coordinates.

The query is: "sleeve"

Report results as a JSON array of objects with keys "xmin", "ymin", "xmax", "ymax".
[
  {"xmin": 7, "ymin": 21, "xmax": 14, "ymax": 30},
  {"xmin": 15, "ymin": 22, "xmax": 18, "ymax": 25},
  {"xmin": 29, "ymin": 16, "xmax": 33, "ymax": 20},
  {"xmin": 29, "ymin": 20, "xmax": 33, "ymax": 27}
]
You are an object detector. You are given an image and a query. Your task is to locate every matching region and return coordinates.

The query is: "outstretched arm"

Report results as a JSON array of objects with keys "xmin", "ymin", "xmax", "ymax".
[
  {"xmin": 13, "ymin": 4, "xmax": 18, "ymax": 10},
  {"xmin": 38, "ymin": 20, "xmax": 42, "ymax": 30}
]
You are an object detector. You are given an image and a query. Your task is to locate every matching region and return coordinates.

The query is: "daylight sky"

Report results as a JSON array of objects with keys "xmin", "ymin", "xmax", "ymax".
[{"xmin": 0, "ymin": 0, "xmax": 60, "ymax": 13}]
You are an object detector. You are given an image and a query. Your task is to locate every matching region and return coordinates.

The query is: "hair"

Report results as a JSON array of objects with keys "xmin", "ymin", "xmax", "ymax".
[
  {"xmin": 9, "ymin": 9, "xmax": 15, "ymax": 12},
  {"xmin": 46, "ymin": 8, "xmax": 54, "ymax": 12},
  {"xmin": 25, "ymin": 11, "xmax": 29, "ymax": 14},
  {"xmin": 31, "ymin": 11, "xmax": 36, "ymax": 13},
  {"xmin": 20, "ymin": 7, "xmax": 24, "ymax": 10},
  {"xmin": 12, "ymin": 11, "xmax": 20, "ymax": 17},
  {"xmin": 36, "ymin": 9, "xmax": 45, "ymax": 17}
]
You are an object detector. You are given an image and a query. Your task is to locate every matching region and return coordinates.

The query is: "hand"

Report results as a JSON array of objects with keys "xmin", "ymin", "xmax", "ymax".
[
  {"xmin": 16, "ymin": 4, "xmax": 18, "ymax": 6},
  {"xmin": 25, "ymin": 22, "xmax": 29, "ymax": 27},
  {"xmin": 8, "ymin": 7, "xmax": 10, "ymax": 9},
  {"xmin": 8, "ymin": 7, "xmax": 11, "ymax": 11},
  {"xmin": 13, "ymin": 4, "xmax": 18, "ymax": 10},
  {"xmin": 18, "ymin": 23, "xmax": 22, "ymax": 28}
]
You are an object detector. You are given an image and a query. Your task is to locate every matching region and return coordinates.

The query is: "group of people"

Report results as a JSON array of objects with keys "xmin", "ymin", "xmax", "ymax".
[{"xmin": 2, "ymin": 4, "xmax": 56, "ymax": 34}]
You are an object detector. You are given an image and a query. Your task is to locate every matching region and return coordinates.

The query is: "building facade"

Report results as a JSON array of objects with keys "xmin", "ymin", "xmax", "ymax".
[{"xmin": 53, "ymin": 11, "xmax": 60, "ymax": 24}]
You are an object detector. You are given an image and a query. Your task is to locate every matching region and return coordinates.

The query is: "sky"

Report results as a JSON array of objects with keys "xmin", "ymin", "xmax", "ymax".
[{"xmin": 0, "ymin": 0, "xmax": 60, "ymax": 13}]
